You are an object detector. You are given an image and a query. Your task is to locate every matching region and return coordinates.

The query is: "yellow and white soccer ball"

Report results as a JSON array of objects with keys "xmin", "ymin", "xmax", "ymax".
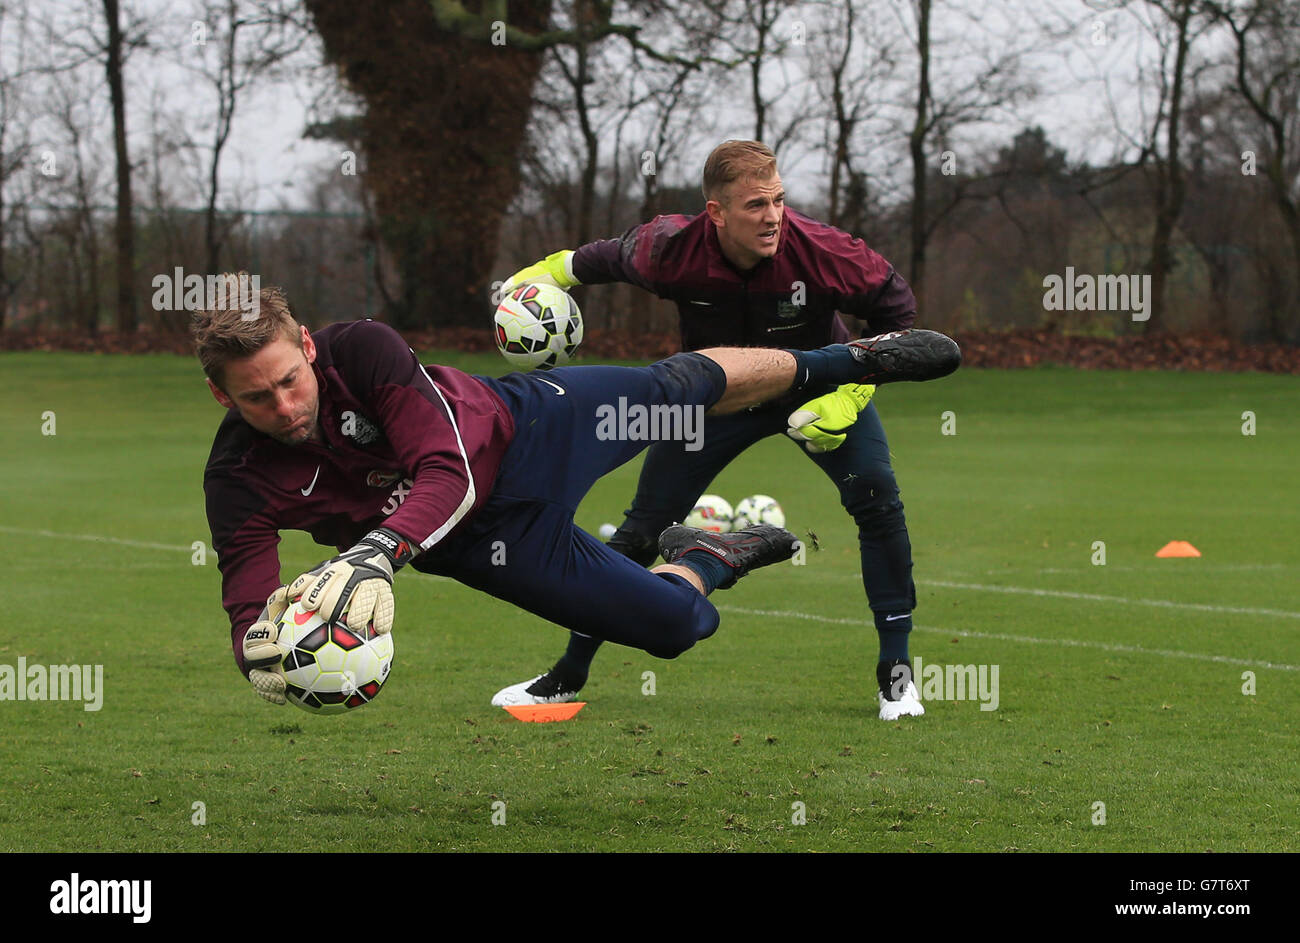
[
  {"xmin": 684, "ymin": 494, "xmax": 734, "ymax": 533},
  {"xmin": 733, "ymin": 494, "xmax": 785, "ymax": 529}
]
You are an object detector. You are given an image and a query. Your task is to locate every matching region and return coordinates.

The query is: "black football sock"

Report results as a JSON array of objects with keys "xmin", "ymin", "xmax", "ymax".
[
  {"xmin": 786, "ymin": 345, "xmax": 865, "ymax": 392},
  {"xmin": 671, "ymin": 549, "xmax": 733, "ymax": 595},
  {"xmin": 876, "ymin": 659, "xmax": 913, "ymax": 701},
  {"xmin": 551, "ymin": 633, "xmax": 599, "ymax": 687},
  {"xmin": 875, "ymin": 611, "xmax": 912, "ymax": 662}
]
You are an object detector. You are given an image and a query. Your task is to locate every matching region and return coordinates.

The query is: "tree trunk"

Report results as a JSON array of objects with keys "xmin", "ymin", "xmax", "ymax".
[
  {"xmin": 304, "ymin": 0, "xmax": 551, "ymax": 329},
  {"xmin": 908, "ymin": 0, "xmax": 931, "ymax": 308},
  {"xmin": 572, "ymin": 5, "xmax": 597, "ymax": 249},
  {"xmin": 0, "ymin": 179, "xmax": 7, "ymax": 333},
  {"xmin": 104, "ymin": 0, "xmax": 136, "ymax": 333},
  {"xmin": 1272, "ymin": 194, "xmax": 1300, "ymax": 343},
  {"xmin": 1145, "ymin": 1, "xmax": 1192, "ymax": 334}
]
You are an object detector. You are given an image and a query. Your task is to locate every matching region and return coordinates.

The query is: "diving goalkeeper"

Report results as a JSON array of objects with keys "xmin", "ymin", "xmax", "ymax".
[{"xmin": 194, "ymin": 277, "xmax": 959, "ymax": 706}]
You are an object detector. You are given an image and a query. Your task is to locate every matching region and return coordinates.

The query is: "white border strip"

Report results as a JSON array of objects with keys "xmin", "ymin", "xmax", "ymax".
[
  {"xmin": 0, "ymin": 524, "xmax": 191, "ymax": 553},
  {"xmin": 716, "ymin": 605, "xmax": 1300, "ymax": 672},
  {"xmin": 918, "ymin": 579, "xmax": 1300, "ymax": 620}
]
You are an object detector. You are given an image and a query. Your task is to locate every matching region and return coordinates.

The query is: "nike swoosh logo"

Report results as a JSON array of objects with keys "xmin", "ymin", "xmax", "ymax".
[
  {"xmin": 301, "ymin": 465, "xmax": 321, "ymax": 496},
  {"xmin": 688, "ymin": 300, "xmax": 714, "ymax": 306},
  {"xmin": 537, "ymin": 377, "xmax": 566, "ymax": 396},
  {"xmin": 885, "ymin": 613, "xmax": 910, "ymax": 621}
]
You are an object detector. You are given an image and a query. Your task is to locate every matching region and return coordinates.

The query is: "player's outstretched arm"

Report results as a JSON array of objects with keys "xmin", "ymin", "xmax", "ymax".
[{"xmin": 288, "ymin": 526, "xmax": 415, "ymax": 637}]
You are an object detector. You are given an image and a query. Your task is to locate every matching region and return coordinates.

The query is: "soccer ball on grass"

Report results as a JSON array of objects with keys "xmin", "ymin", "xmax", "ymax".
[
  {"xmin": 733, "ymin": 494, "xmax": 786, "ymax": 529},
  {"xmin": 684, "ymin": 494, "xmax": 734, "ymax": 534}
]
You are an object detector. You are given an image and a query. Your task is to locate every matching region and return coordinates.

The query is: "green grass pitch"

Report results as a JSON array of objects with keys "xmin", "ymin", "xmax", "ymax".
[{"xmin": 0, "ymin": 349, "xmax": 1296, "ymax": 852}]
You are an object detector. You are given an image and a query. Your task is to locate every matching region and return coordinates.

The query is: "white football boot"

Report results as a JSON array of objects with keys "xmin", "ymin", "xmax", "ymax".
[
  {"xmin": 491, "ymin": 672, "xmax": 582, "ymax": 707},
  {"xmin": 878, "ymin": 680, "xmax": 925, "ymax": 721}
]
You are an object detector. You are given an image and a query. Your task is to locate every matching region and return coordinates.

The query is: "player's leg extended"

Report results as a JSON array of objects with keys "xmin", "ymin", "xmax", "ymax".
[
  {"xmin": 505, "ymin": 416, "xmax": 765, "ymax": 704},
  {"xmin": 804, "ymin": 400, "xmax": 923, "ymax": 720},
  {"xmin": 480, "ymin": 353, "xmax": 729, "ymax": 511},
  {"xmin": 490, "ymin": 403, "xmax": 765, "ymax": 705},
  {"xmin": 483, "ymin": 354, "xmax": 729, "ymax": 704},
  {"xmin": 433, "ymin": 498, "xmax": 722, "ymax": 660}
]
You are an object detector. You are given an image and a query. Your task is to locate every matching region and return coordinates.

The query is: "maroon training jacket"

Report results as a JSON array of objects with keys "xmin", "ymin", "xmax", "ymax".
[{"xmin": 572, "ymin": 207, "xmax": 916, "ymax": 350}]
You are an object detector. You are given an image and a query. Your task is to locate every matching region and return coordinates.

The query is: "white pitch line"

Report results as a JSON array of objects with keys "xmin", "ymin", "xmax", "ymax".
[
  {"xmin": 716, "ymin": 605, "xmax": 1300, "ymax": 672},
  {"xmin": 1031, "ymin": 564, "xmax": 1289, "ymax": 574},
  {"xmin": 818, "ymin": 569, "xmax": 1300, "ymax": 619},
  {"xmin": 8, "ymin": 523, "xmax": 1296, "ymax": 624},
  {"xmin": 0, "ymin": 524, "xmax": 192, "ymax": 553},
  {"xmin": 918, "ymin": 579, "xmax": 1300, "ymax": 620},
  {"xmin": 0, "ymin": 524, "xmax": 460, "ymax": 582}
]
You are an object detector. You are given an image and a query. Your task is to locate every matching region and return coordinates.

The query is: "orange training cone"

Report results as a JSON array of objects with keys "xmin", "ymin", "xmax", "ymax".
[
  {"xmin": 503, "ymin": 702, "xmax": 586, "ymax": 722},
  {"xmin": 1156, "ymin": 540, "xmax": 1201, "ymax": 558}
]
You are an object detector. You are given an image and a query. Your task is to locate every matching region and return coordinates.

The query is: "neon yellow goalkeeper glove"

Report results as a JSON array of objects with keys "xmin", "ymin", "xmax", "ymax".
[
  {"xmin": 242, "ymin": 585, "xmax": 292, "ymax": 705},
  {"xmin": 785, "ymin": 383, "xmax": 877, "ymax": 454},
  {"xmin": 500, "ymin": 249, "xmax": 580, "ymax": 296}
]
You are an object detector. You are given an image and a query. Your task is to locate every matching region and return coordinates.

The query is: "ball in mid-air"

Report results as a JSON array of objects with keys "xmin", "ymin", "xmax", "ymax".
[
  {"xmin": 494, "ymin": 283, "xmax": 584, "ymax": 370},
  {"xmin": 684, "ymin": 494, "xmax": 734, "ymax": 533},
  {"xmin": 733, "ymin": 494, "xmax": 785, "ymax": 529},
  {"xmin": 278, "ymin": 600, "xmax": 394, "ymax": 715},
  {"xmin": 598, "ymin": 523, "xmax": 617, "ymax": 540}
]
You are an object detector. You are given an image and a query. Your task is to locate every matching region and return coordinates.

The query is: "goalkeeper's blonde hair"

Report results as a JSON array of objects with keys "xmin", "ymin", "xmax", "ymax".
[
  {"xmin": 190, "ymin": 273, "xmax": 301, "ymax": 390},
  {"xmin": 702, "ymin": 140, "xmax": 779, "ymax": 205}
]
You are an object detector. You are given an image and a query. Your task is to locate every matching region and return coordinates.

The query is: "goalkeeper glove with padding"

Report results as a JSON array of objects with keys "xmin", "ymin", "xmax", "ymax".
[
  {"xmin": 785, "ymin": 383, "xmax": 877, "ymax": 454},
  {"xmin": 287, "ymin": 527, "xmax": 414, "ymax": 636},
  {"xmin": 243, "ymin": 585, "xmax": 292, "ymax": 705},
  {"xmin": 500, "ymin": 249, "xmax": 580, "ymax": 297}
]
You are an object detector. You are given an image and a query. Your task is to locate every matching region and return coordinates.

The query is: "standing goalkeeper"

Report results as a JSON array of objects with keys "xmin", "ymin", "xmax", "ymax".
[{"xmin": 493, "ymin": 140, "xmax": 932, "ymax": 720}]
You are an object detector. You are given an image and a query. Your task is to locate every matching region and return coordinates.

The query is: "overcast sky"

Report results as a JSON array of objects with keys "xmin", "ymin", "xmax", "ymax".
[{"xmin": 7, "ymin": 0, "xmax": 1231, "ymax": 216}]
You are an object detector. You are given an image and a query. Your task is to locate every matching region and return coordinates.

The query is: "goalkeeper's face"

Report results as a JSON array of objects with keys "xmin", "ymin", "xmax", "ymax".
[
  {"xmin": 208, "ymin": 326, "xmax": 322, "ymax": 446},
  {"xmin": 707, "ymin": 172, "xmax": 785, "ymax": 272}
]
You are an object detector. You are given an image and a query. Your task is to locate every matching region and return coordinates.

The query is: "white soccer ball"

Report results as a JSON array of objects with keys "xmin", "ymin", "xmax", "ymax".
[
  {"xmin": 494, "ymin": 283, "xmax": 584, "ymax": 370},
  {"xmin": 277, "ymin": 600, "xmax": 394, "ymax": 715},
  {"xmin": 733, "ymin": 494, "xmax": 785, "ymax": 529},
  {"xmin": 598, "ymin": 523, "xmax": 617, "ymax": 540},
  {"xmin": 684, "ymin": 494, "xmax": 734, "ymax": 533}
]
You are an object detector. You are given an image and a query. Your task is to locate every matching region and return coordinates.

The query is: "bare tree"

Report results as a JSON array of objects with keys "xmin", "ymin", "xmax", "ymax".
[
  {"xmin": 40, "ymin": 0, "xmax": 149, "ymax": 332},
  {"xmin": 539, "ymin": 0, "xmax": 625, "ymax": 251},
  {"xmin": 47, "ymin": 70, "xmax": 110, "ymax": 333},
  {"xmin": 1204, "ymin": 0, "xmax": 1300, "ymax": 339},
  {"xmin": 1131, "ymin": 0, "xmax": 1211, "ymax": 333},
  {"xmin": 103, "ymin": 0, "xmax": 137, "ymax": 332},
  {"xmin": 891, "ymin": 0, "xmax": 1037, "ymax": 306},
  {"xmin": 809, "ymin": 0, "xmax": 896, "ymax": 233},
  {"xmin": 696, "ymin": 0, "xmax": 809, "ymax": 151},
  {"xmin": 0, "ymin": 0, "xmax": 35, "ymax": 331},
  {"xmin": 179, "ymin": 0, "xmax": 307, "ymax": 273},
  {"xmin": 630, "ymin": 60, "xmax": 705, "ymax": 223}
]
